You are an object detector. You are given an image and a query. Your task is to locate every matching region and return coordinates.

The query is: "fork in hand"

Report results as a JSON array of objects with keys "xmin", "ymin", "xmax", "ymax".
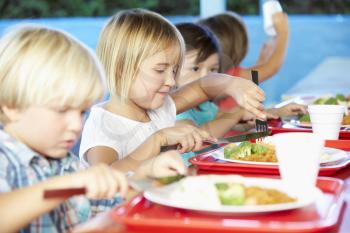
[{"xmin": 251, "ymin": 70, "xmax": 268, "ymax": 142}]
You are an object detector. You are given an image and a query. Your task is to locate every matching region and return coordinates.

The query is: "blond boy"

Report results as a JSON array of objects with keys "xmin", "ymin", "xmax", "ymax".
[{"xmin": 0, "ymin": 25, "xmax": 127, "ymax": 233}]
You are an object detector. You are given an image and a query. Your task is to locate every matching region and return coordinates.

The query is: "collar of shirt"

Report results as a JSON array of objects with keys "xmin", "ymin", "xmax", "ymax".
[{"xmin": 0, "ymin": 129, "xmax": 75, "ymax": 168}]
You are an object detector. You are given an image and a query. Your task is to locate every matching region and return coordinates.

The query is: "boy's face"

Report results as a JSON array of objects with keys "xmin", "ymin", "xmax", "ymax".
[
  {"xmin": 129, "ymin": 46, "xmax": 177, "ymax": 110},
  {"xmin": 4, "ymin": 104, "xmax": 87, "ymax": 158},
  {"xmin": 177, "ymin": 50, "xmax": 220, "ymax": 87}
]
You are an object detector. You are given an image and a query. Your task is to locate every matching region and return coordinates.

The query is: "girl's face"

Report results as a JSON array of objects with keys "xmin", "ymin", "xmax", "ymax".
[
  {"xmin": 5, "ymin": 104, "xmax": 87, "ymax": 158},
  {"xmin": 177, "ymin": 50, "xmax": 220, "ymax": 87},
  {"xmin": 129, "ymin": 46, "xmax": 177, "ymax": 110}
]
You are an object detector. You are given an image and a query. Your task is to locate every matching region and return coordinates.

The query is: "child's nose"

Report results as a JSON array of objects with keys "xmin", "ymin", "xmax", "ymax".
[
  {"xmin": 165, "ymin": 73, "xmax": 176, "ymax": 87},
  {"xmin": 68, "ymin": 112, "xmax": 83, "ymax": 133},
  {"xmin": 201, "ymin": 69, "xmax": 209, "ymax": 78}
]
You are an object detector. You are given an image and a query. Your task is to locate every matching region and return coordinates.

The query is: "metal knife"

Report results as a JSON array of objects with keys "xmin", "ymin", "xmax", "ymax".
[
  {"xmin": 205, "ymin": 130, "xmax": 270, "ymax": 144},
  {"xmin": 160, "ymin": 130, "xmax": 270, "ymax": 152}
]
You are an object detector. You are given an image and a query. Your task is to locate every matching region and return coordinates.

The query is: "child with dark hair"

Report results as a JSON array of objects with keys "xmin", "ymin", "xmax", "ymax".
[
  {"xmin": 175, "ymin": 23, "xmax": 252, "ymax": 138},
  {"xmin": 199, "ymin": 12, "xmax": 306, "ymax": 118}
]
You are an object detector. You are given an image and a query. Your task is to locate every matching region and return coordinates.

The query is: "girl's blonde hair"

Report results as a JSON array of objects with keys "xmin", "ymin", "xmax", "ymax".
[
  {"xmin": 0, "ymin": 24, "xmax": 106, "ymax": 123},
  {"xmin": 97, "ymin": 9, "xmax": 185, "ymax": 102},
  {"xmin": 199, "ymin": 11, "xmax": 248, "ymax": 71}
]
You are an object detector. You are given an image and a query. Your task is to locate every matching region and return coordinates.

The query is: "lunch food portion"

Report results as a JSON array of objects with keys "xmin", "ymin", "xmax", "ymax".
[
  {"xmin": 215, "ymin": 182, "xmax": 296, "ymax": 206},
  {"xmin": 298, "ymin": 113, "xmax": 350, "ymax": 125},
  {"xmin": 224, "ymin": 141, "xmax": 277, "ymax": 162},
  {"xmin": 222, "ymin": 139, "xmax": 337, "ymax": 164},
  {"xmin": 312, "ymin": 94, "xmax": 349, "ymax": 105},
  {"xmin": 168, "ymin": 175, "xmax": 297, "ymax": 208},
  {"xmin": 298, "ymin": 94, "xmax": 350, "ymax": 125}
]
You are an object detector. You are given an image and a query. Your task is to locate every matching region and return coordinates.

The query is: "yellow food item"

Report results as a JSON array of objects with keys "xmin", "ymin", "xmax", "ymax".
[
  {"xmin": 215, "ymin": 182, "xmax": 297, "ymax": 206},
  {"xmin": 342, "ymin": 115, "xmax": 350, "ymax": 125},
  {"xmin": 244, "ymin": 186, "xmax": 297, "ymax": 205}
]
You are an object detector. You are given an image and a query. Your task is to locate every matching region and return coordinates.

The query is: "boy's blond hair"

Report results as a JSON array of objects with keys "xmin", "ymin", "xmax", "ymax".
[
  {"xmin": 199, "ymin": 11, "xmax": 248, "ymax": 71},
  {"xmin": 0, "ymin": 24, "xmax": 105, "ymax": 124},
  {"xmin": 97, "ymin": 9, "xmax": 185, "ymax": 102}
]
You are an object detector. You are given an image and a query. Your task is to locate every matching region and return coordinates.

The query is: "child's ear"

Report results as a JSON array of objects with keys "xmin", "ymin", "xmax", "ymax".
[{"xmin": 1, "ymin": 106, "xmax": 22, "ymax": 122}]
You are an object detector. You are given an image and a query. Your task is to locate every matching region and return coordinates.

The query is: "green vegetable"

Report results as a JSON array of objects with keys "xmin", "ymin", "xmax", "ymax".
[
  {"xmin": 313, "ymin": 97, "xmax": 327, "ymax": 104},
  {"xmin": 251, "ymin": 143, "xmax": 268, "ymax": 154},
  {"xmin": 336, "ymin": 94, "xmax": 346, "ymax": 102},
  {"xmin": 224, "ymin": 143, "xmax": 238, "ymax": 159},
  {"xmin": 215, "ymin": 183, "xmax": 245, "ymax": 205},
  {"xmin": 233, "ymin": 142, "xmax": 253, "ymax": 158},
  {"xmin": 313, "ymin": 94, "xmax": 346, "ymax": 105},
  {"xmin": 299, "ymin": 113, "xmax": 311, "ymax": 122},
  {"xmin": 225, "ymin": 141, "xmax": 271, "ymax": 159},
  {"xmin": 324, "ymin": 97, "xmax": 337, "ymax": 105},
  {"xmin": 157, "ymin": 174, "xmax": 185, "ymax": 185}
]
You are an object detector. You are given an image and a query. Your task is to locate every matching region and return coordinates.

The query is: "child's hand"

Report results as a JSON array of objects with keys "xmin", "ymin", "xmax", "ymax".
[
  {"xmin": 225, "ymin": 78, "xmax": 266, "ymax": 119},
  {"xmin": 272, "ymin": 12, "xmax": 288, "ymax": 35},
  {"xmin": 72, "ymin": 164, "xmax": 128, "ymax": 199},
  {"xmin": 157, "ymin": 125, "xmax": 213, "ymax": 153},
  {"xmin": 268, "ymin": 103, "xmax": 307, "ymax": 118},
  {"xmin": 136, "ymin": 150, "xmax": 187, "ymax": 179}
]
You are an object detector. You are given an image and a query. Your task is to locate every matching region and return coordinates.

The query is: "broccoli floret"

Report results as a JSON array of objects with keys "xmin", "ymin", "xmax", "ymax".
[
  {"xmin": 215, "ymin": 183, "xmax": 245, "ymax": 205},
  {"xmin": 251, "ymin": 143, "xmax": 269, "ymax": 154},
  {"xmin": 299, "ymin": 113, "xmax": 310, "ymax": 122},
  {"xmin": 234, "ymin": 142, "xmax": 253, "ymax": 158},
  {"xmin": 336, "ymin": 94, "xmax": 346, "ymax": 102},
  {"xmin": 224, "ymin": 142, "xmax": 253, "ymax": 159},
  {"xmin": 313, "ymin": 97, "xmax": 327, "ymax": 104},
  {"xmin": 215, "ymin": 183, "xmax": 229, "ymax": 191},
  {"xmin": 324, "ymin": 97, "xmax": 338, "ymax": 105},
  {"xmin": 224, "ymin": 143, "xmax": 237, "ymax": 158},
  {"xmin": 157, "ymin": 174, "xmax": 185, "ymax": 185}
]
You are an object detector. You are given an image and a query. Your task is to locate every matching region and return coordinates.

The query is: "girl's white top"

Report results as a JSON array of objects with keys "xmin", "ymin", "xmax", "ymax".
[{"xmin": 79, "ymin": 96, "xmax": 176, "ymax": 167}]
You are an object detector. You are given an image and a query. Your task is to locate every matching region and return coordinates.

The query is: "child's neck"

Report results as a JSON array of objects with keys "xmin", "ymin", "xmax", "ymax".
[{"xmin": 105, "ymin": 97, "xmax": 151, "ymax": 123}]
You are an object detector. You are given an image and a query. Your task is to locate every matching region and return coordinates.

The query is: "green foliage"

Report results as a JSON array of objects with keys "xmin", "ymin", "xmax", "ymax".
[
  {"xmin": 0, "ymin": 0, "xmax": 199, "ymax": 18},
  {"xmin": 0, "ymin": 0, "xmax": 349, "ymax": 18}
]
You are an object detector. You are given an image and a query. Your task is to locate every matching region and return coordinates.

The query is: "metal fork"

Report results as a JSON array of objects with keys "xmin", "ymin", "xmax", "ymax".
[
  {"xmin": 251, "ymin": 70, "xmax": 268, "ymax": 142},
  {"xmin": 255, "ymin": 119, "xmax": 269, "ymax": 132}
]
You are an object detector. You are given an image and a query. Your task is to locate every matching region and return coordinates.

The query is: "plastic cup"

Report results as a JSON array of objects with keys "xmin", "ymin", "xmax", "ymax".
[
  {"xmin": 273, "ymin": 133, "xmax": 324, "ymax": 196},
  {"xmin": 263, "ymin": 0, "xmax": 282, "ymax": 36},
  {"xmin": 308, "ymin": 105, "xmax": 345, "ymax": 140}
]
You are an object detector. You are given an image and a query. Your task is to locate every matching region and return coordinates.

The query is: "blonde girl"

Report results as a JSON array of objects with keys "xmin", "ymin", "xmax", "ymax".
[{"xmin": 80, "ymin": 9, "xmax": 265, "ymax": 172}]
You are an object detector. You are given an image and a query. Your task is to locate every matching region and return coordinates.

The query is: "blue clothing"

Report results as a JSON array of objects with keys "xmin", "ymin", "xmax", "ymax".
[
  {"xmin": 0, "ymin": 129, "xmax": 122, "ymax": 233},
  {"xmin": 176, "ymin": 101, "xmax": 218, "ymax": 126},
  {"xmin": 176, "ymin": 101, "xmax": 218, "ymax": 165}
]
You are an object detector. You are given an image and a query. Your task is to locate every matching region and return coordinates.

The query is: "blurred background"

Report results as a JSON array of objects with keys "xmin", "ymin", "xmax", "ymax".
[{"xmin": 0, "ymin": 0, "xmax": 349, "ymax": 105}]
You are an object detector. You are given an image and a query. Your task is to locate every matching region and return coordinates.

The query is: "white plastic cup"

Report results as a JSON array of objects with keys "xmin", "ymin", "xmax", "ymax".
[
  {"xmin": 273, "ymin": 133, "xmax": 324, "ymax": 196},
  {"xmin": 308, "ymin": 105, "xmax": 345, "ymax": 140},
  {"xmin": 263, "ymin": 0, "xmax": 282, "ymax": 36}
]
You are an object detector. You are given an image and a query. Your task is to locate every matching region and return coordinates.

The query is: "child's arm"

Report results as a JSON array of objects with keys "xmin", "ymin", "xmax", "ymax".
[
  {"xmin": 239, "ymin": 12, "xmax": 289, "ymax": 82},
  {"xmin": 200, "ymin": 107, "xmax": 245, "ymax": 138},
  {"xmin": 86, "ymin": 125, "xmax": 211, "ymax": 172},
  {"xmin": 0, "ymin": 164, "xmax": 127, "ymax": 233},
  {"xmin": 267, "ymin": 103, "xmax": 307, "ymax": 118},
  {"xmin": 171, "ymin": 73, "xmax": 265, "ymax": 119},
  {"xmin": 132, "ymin": 150, "xmax": 187, "ymax": 180}
]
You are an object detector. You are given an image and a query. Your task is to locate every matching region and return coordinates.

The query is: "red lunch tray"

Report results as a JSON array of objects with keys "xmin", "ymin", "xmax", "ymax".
[
  {"xmin": 110, "ymin": 177, "xmax": 345, "ymax": 233},
  {"xmin": 269, "ymin": 126, "xmax": 350, "ymax": 140},
  {"xmin": 189, "ymin": 140, "xmax": 350, "ymax": 176}
]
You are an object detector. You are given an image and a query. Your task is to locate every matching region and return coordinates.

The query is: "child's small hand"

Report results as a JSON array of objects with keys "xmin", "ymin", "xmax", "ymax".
[
  {"xmin": 269, "ymin": 103, "xmax": 307, "ymax": 118},
  {"xmin": 272, "ymin": 12, "xmax": 288, "ymax": 35},
  {"xmin": 72, "ymin": 164, "xmax": 128, "ymax": 199},
  {"xmin": 158, "ymin": 125, "xmax": 212, "ymax": 153},
  {"xmin": 225, "ymin": 78, "xmax": 266, "ymax": 119},
  {"xmin": 136, "ymin": 150, "xmax": 187, "ymax": 179}
]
